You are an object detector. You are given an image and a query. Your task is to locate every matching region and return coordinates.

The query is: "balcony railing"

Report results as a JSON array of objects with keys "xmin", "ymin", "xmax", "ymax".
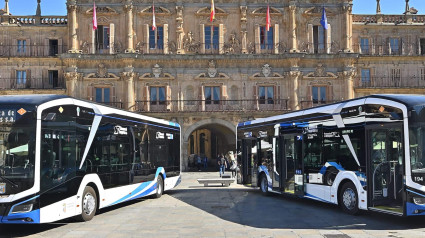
[
  {"xmin": 354, "ymin": 77, "xmax": 425, "ymax": 88},
  {"xmin": 353, "ymin": 14, "xmax": 425, "ymax": 24},
  {"xmin": 0, "ymin": 78, "xmax": 65, "ymax": 90},
  {"xmin": 300, "ymin": 100, "xmax": 342, "ymax": 109},
  {"xmin": 135, "ymin": 99, "xmax": 289, "ymax": 113},
  {"xmin": 95, "ymin": 101, "xmax": 124, "ymax": 109},
  {"xmin": 353, "ymin": 44, "xmax": 422, "ymax": 56},
  {"xmin": 1, "ymin": 15, "xmax": 67, "ymax": 25},
  {"xmin": 0, "ymin": 45, "xmax": 68, "ymax": 57}
]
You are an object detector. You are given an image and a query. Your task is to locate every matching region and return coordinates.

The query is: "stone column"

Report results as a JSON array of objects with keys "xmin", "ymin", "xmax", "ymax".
[
  {"xmin": 289, "ymin": 71, "xmax": 301, "ymax": 111},
  {"xmin": 344, "ymin": 69, "xmax": 356, "ymax": 100},
  {"xmin": 124, "ymin": 3, "xmax": 135, "ymax": 53},
  {"xmin": 343, "ymin": 5, "xmax": 353, "ymax": 52},
  {"xmin": 289, "ymin": 3, "xmax": 298, "ymax": 52},
  {"xmin": 176, "ymin": 6, "xmax": 185, "ymax": 54},
  {"xmin": 67, "ymin": 1, "xmax": 79, "ymax": 53},
  {"xmin": 64, "ymin": 70, "xmax": 79, "ymax": 97},
  {"xmin": 240, "ymin": 6, "xmax": 248, "ymax": 54},
  {"xmin": 121, "ymin": 68, "xmax": 135, "ymax": 111}
]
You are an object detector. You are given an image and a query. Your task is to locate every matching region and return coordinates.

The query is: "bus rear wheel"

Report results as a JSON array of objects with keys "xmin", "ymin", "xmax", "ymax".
[
  {"xmin": 153, "ymin": 175, "xmax": 164, "ymax": 199},
  {"xmin": 260, "ymin": 174, "xmax": 269, "ymax": 195},
  {"xmin": 76, "ymin": 186, "xmax": 97, "ymax": 222},
  {"xmin": 339, "ymin": 182, "xmax": 359, "ymax": 215}
]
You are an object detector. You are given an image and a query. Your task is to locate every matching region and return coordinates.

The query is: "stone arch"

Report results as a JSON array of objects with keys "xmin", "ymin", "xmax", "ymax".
[{"xmin": 183, "ymin": 118, "xmax": 236, "ymax": 142}]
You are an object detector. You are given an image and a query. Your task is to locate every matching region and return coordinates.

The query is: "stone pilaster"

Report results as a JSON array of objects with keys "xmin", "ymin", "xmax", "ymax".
[
  {"xmin": 240, "ymin": 6, "xmax": 248, "ymax": 54},
  {"xmin": 121, "ymin": 69, "xmax": 135, "ymax": 111},
  {"xmin": 64, "ymin": 67, "xmax": 80, "ymax": 97},
  {"xmin": 289, "ymin": 3, "xmax": 298, "ymax": 53},
  {"xmin": 124, "ymin": 3, "xmax": 135, "ymax": 53},
  {"xmin": 289, "ymin": 58, "xmax": 301, "ymax": 110},
  {"xmin": 67, "ymin": 2, "xmax": 79, "ymax": 53},
  {"xmin": 176, "ymin": 6, "xmax": 185, "ymax": 54},
  {"xmin": 343, "ymin": 5, "xmax": 353, "ymax": 52},
  {"xmin": 343, "ymin": 69, "xmax": 356, "ymax": 100}
]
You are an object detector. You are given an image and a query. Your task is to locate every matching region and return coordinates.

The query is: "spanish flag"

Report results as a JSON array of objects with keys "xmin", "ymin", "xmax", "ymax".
[{"xmin": 210, "ymin": 0, "xmax": 215, "ymax": 22}]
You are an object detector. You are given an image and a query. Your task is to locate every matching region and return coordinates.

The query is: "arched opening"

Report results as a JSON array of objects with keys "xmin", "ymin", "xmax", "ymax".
[{"xmin": 184, "ymin": 120, "xmax": 236, "ymax": 171}]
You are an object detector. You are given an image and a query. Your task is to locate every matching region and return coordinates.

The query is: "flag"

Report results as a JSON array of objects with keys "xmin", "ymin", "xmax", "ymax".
[
  {"xmin": 152, "ymin": 1, "xmax": 156, "ymax": 31},
  {"xmin": 320, "ymin": 7, "xmax": 329, "ymax": 30},
  {"xmin": 210, "ymin": 0, "xmax": 215, "ymax": 22},
  {"xmin": 266, "ymin": 4, "xmax": 271, "ymax": 31},
  {"xmin": 92, "ymin": 1, "xmax": 97, "ymax": 31}
]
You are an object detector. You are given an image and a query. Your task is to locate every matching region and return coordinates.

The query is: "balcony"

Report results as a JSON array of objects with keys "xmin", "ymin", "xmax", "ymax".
[
  {"xmin": 0, "ymin": 15, "xmax": 67, "ymax": 26},
  {"xmin": 135, "ymin": 99, "xmax": 289, "ymax": 113},
  {"xmin": 0, "ymin": 45, "xmax": 68, "ymax": 57},
  {"xmin": 354, "ymin": 77, "xmax": 425, "ymax": 88},
  {"xmin": 353, "ymin": 44, "xmax": 422, "ymax": 56},
  {"xmin": 0, "ymin": 78, "xmax": 65, "ymax": 90},
  {"xmin": 353, "ymin": 14, "xmax": 425, "ymax": 24}
]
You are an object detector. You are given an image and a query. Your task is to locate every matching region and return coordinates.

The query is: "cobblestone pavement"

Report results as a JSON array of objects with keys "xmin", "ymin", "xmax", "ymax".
[{"xmin": 1, "ymin": 172, "xmax": 425, "ymax": 238}]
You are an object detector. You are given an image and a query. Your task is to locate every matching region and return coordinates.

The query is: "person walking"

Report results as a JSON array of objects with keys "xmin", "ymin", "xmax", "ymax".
[
  {"xmin": 218, "ymin": 153, "xmax": 227, "ymax": 177},
  {"xmin": 197, "ymin": 155, "xmax": 202, "ymax": 171},
  {"xmin": 203, "ymin": 156, "xmax": 208, "ymax": 169}
]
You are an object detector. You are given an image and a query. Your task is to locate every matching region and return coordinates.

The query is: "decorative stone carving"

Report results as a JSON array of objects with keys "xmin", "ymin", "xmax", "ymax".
[
  {"xmin": 262, "ymin": 64, "xmax": 272, "ymax": 77},
  {"xmin": 224, "ymin": 33, "xmax": 240, "ymax": 54},
  {"xmin": 152, "ymin": 64, "xmax": 162, "ymax": 78},
  {"xmin": 314, "ymin": 64, "xmax": 326, "ymax": 77},
  {"xmin": 183, "ymin": 31, "xmax": 200, "ymax": 53},
  {"xmin": 208, "ymin": 60, "xmax": 217, "ymax": 78},
  {"xmin": 96, "ymin": 63, "xmax": 108, "ymax": 78}
]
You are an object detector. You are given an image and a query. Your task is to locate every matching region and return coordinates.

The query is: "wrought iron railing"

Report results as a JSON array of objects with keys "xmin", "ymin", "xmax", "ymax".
[
  {"xmin": 0, "ymin": 45, "xmax": 68, "ymax": 57},
  {"xmin": 300, "ymin": 100, "xmax": 342, "ymax": 109},
  {"xmin": 353, "ymin": 43, "xmax": 422, "ymax": 56},
  {"xmin": 354, "ymin": 77, "xmax": 425, "ymax": 88},
  {"xmin": 0, "ymin": 78, "xmax": 65, "ymax": 90},
  {"xmin": 95, "ymin": 101, "xmax": 124, "ymax": 109},
  {"xmin": 135, "ymin": 99, "xmax": 289, "ymax": 113}
]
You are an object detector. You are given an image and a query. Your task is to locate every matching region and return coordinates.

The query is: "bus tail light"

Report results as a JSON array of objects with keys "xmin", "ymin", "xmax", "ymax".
[{"xmin": 413, "ymin": 197, "xmax": 425, "ymax": 205}]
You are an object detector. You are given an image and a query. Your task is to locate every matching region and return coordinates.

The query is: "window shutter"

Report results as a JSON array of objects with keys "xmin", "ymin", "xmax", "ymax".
[
  {"xmin": 144, "ymin": 24, "xmax": 150, "ymax": 54},
  {"xmin": 26, "ymin": 39, "xmax": 31, "ymax": 57},
  {"xmin": 10, "ymin": 69, "xmax": 15, "ymax": 88},
  {"xmin": 166, "ymin": 85, "xmax": 172, "ymax": 111},
  {"xmin": 388, "ymin": 38, "xmax": 391, "ymax": 55},
  {"xmin": 255, "ymin": 24, "xmax": 260, "ymax": 54},
  {"xmin": 326, "ymin": 24, "xmax": 331, "ymax": 54},
  {"xmin": 253, "ymin": 86, "xmax": 258, "ymax": 110},
  {"xmin": 58, "ymin": 38, "xmax": 63, "ymax": 54},
  {"xmin": 163, "ymin": 24, "xmax": 169, "ymax": 54},
  {"xmin": 42, "ymin": 69, "xmax": 48, "ymax": 89},
  {"xmin": 200, "ymin": 85, "xmax": 205, "ymax": 111},
  {"xmin": 327, "ymin": 84, "xmax": 333, "ymax": 102},
  {"xmin": 308, "ymin": 24, "xmax": 313, "ymax": 53},
  {"xmin": 219, "ymin": 24, "xmax": 224, "ymax": 54},
  {"xmin": 26, "ymin": 69, "xmax": 31, "ymax": 88},
  {"xmin": 274, "ymin": 24, "xmax": 279, "ymax": 54},
  {"xmin": 306, "ymin": 85, "xmax": 312, "ymax": 108},
  {"xmin": 143, "ymin": 86, "xmax": 150, "ymax": 111},
  {"xmin": 44, "ymin": 39, "xmax": 49, "ymax": 56},
  {"xmin": 87, "ymin": 85, "xmax": 93, "ymax": 100},
  {"xmin": 109, "ymin": 23, "xmax": 115, "ymax": 54},
  {"xmin": 221, "ymin": 85, "xmax": 228, "ymax": 100},
  {"xmin": 200, "ymin": 24, "xmax": 205, "ymax": 54},
  {"xmin": 111, "ymin": 85, "xmax": 116, "ymax": 102}
]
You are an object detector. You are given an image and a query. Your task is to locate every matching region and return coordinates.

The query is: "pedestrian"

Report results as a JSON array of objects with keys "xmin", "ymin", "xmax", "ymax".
[
  {"xmin": 203, "ymin": 156, "xmax": 208, "ymax": 169},
  {"xmin": 197, "ymin": 155, "xmax": 202, "ymax": 171},
  {"xmin": 228, "ymin": 151, "xmax": 237, "ymax": 178},
  {"xmin": 218, "ymin": 153, "xmax": 227, "ymax": 177}
]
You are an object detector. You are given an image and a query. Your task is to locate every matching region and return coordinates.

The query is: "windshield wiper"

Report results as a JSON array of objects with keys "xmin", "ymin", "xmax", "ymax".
[{"xmin": 0, "ymin": 175, "xmax": 18, "ymax": 188}]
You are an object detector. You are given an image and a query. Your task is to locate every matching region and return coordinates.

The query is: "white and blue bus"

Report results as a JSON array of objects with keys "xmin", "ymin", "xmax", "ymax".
[
  {"xmin": 237, "ymin": 94, "xmax": 425, "ymax": 216},
  {"xmin": 0, "ymin": 95, "xmax": 181, "ymax": 223}
]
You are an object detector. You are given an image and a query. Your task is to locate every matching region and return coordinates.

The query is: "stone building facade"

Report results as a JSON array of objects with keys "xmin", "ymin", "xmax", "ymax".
[{"xmin": 0, "ymin": 0, "xmax": 424, "ymax": 170}]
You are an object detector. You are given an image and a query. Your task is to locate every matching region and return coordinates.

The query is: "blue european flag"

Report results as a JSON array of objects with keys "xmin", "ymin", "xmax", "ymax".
[{"xmin": 320, "ymin": 7, "xmax": 329, "ymax": 30}]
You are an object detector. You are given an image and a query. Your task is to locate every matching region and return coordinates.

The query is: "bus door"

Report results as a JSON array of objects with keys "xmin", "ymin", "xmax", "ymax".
[
  {"xmin": 242, "ymin": 138, "xmax": 257, "ymax": 186},
  {"xmin": 272, "ymin": 136, "xmax": 283, "ymax": 191},
  {"xmin": 282, "ymin": 134, "xmax": 304, "ymax": 195},
  {"xmin": 367, "ymin": 125, "xmax": 404, "ymax": 214}
]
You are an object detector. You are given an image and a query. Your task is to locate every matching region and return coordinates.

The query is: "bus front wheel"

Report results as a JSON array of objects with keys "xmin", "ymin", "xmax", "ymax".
[
  {"xmin": 77, "ymin": 186, "xmax": 97, "ymax": 222},
  {"xmin": 339, "ymin": 182, "xmax": 359, "ymax": 215},
  {"xmin": 260, "ymin": 174, "xmax": 269, "ymax": 195},
  {"xmin": 153, "ymin": 175, "xmax": 164, "ymax": 199}
]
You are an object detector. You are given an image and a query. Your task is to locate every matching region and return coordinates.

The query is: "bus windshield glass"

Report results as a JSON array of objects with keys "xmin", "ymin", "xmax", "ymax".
[{"xmin": 0, "ymin": 106, "xmax": 36, "ymax": 195}]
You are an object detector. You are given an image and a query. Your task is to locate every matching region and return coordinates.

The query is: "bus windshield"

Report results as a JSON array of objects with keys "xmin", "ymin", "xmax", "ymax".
[{"xmin": 0, "ymin": 106, "xmax": 36, "ymax": 195}]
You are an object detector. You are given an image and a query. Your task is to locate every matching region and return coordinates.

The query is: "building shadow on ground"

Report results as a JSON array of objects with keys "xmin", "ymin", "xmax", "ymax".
[{"xmin": 167, "ymin": 187, "xmax": 425, "ymax": 231}]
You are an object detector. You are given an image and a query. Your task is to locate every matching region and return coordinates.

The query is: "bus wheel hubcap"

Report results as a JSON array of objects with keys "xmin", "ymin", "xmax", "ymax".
[
  {"xmin": 342, "ymin": 188, "xmax": 356, "ymax": 210},
  {"xmin": 261, "ymin": 178, "xmax": 267, "ymax": 192},
  {"xmin": 157, "ymin": 180, "xmax": 162, "ymax": 194},
  {"xmin": 83, "ymin": 193, "xmax": 96, "ymax": 215}
]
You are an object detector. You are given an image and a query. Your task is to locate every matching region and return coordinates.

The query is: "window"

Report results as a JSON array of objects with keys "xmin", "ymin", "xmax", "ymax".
[
  {"xmin": 360, "ymin": 38, "xmax": 369, "ymax": 54},
  {"xmin": 49, "ymin": 39, "xmax": 58, "ymax": 56},
  {"xmin": 95, "ymin": 88, "xmax": 111, "ymax": 103},
  {"xmin": 260, "ymin": 26, "xmax": 274, "ymax": 50},
  {"xmin": 312, "ymin": 86, "xmax": 326, "ymax": 104},
  {"xmin": 390, "ymin": 38, "xmax": 399, "ymax": 55},
  {"xmin": 420, "ymin": 39, "xmax": 425, "ymax": 55},
  {"xmin": 313, "ymin": 26, "xmax": 325, "ymax": 53},
  {"xmin": 391, "ymin": 68, "xmax": 401, "ymax": 86},
  {"xmin": 48, "ymin": 70, "xmax": 59, "ymax": 88},
  {"xmin": 361, "ymin": 69, "xmax": 371, "ymax": 85},
  {"xmin": 149, "ymin": 26, "xmax": 164, "ymax": 49},
  {"xmin": 259, "ymin": 86, "xmax": 274, "ymax": 104},
  {"xmin": 150, "ymin": 86, "xmax": 166, "ymax": 105},
  {"xmin": 16, "ymin": 70, "xmax": 27, "ymax": 87},
  {"xmin": 205, "ymin": 86, "xmax": 220, "ymax": 104},
  {"xmin": 17, "ymin": 40, "xmax": 26, "ymax": 53},
  {"xmin": 95, "ymin": 25, "xmax": 110, "ymax": 51},
  {"xmin": 205, "ymin": 26, "xmax": 219, "ymax": 50}
]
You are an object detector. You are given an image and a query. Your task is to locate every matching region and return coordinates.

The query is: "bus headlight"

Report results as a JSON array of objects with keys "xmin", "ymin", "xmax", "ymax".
[
  {"xmin": 413, "ymin": 197, "xmax": 425, "ymax": 205},
  {"xmin": 11, "ymin": 204, "xmax": 33, "ymax": 214}
]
